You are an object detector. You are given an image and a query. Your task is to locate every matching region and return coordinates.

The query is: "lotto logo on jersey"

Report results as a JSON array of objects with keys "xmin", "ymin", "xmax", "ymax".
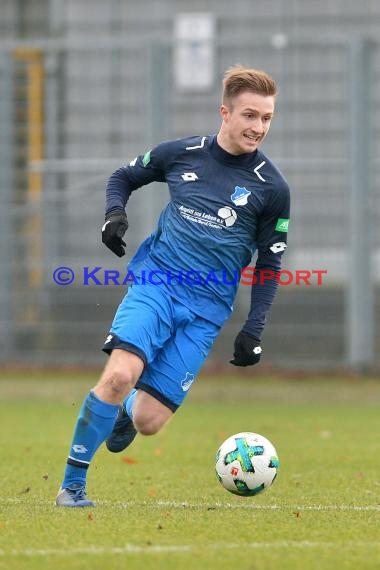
[
  {"xmin": 270, "ymin": 242, "xmax": 287, "ymax": 253},
  {"xmin": 181, "ymin": 172, "xmax": 198, "ymax": 181}
]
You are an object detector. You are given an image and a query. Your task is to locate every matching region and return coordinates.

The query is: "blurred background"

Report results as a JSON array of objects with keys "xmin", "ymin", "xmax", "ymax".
[{"xmin": 0, "ymin": 0, "xmax": 379, "ymax": 371}]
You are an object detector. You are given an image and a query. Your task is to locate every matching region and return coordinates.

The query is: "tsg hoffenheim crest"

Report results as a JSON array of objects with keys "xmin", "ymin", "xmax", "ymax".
[
  {"xmin": 181, "ymin": 372, "xmax": 195, "ymax": 392},
  {"xmin": 230, "ymin": 186, "xmax": 251, "ymax": 206}
]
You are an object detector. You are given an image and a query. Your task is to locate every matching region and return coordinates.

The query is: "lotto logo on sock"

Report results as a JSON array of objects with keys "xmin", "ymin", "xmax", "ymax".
[{"xmin": 72, "ymin": 444, "xmax": 88, "ymax": 454}]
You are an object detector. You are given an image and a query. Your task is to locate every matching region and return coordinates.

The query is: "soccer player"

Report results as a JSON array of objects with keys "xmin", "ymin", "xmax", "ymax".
[{"xmin": 56, "ymin": 65, "xmax": 290, "ymax": 507}]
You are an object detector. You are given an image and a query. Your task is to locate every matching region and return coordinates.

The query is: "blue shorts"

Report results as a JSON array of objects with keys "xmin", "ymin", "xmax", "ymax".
[{"xmin": 102, "ymin": 283, "xmax": 220, "ymax": 411}]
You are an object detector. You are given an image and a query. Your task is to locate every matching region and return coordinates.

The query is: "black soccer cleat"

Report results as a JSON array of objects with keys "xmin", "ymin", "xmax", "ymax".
[{"xmin": 106, "ymin": 405, "xmax": 137, "ymax": 453}]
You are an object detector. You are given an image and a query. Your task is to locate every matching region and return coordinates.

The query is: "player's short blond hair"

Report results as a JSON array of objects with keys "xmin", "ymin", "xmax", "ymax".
[{"xmin": 222, "ymin": 65, "xmax": 277, "ymax": 106}]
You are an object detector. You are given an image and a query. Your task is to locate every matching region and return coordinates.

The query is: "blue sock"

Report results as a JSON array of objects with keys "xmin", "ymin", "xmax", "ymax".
[
  {"xmin": 62, "ymin": 390, "xmax": 119, "ymax": 488},
  {"xmin": 124, "ymin": 388, "xmax": 137, "ymax": 420}
]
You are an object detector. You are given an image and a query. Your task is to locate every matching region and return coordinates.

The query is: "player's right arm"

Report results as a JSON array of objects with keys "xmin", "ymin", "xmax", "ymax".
[{"xmin": 101, "ymin": 144, "xmax": 169, "ymax": 257}]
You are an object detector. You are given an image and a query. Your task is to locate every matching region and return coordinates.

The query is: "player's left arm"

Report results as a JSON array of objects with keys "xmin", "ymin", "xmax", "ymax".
[{"xmin": 230, "ymin": 181, "xmax": 290, "ymax": 367}]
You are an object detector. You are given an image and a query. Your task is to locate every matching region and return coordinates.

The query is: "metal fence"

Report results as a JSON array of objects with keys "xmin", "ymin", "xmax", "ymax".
[{"xmin": 0, "ymin": 35, "xmax": 379, "ymax": 370}]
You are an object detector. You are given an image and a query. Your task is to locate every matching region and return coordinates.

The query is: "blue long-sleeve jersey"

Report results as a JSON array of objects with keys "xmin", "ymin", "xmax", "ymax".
[{"xmin": 105, "ymin": 135, "xmax": 290, "ymax": 339}]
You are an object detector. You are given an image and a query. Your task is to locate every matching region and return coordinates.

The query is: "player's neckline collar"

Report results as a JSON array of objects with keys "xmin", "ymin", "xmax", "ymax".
[{"xmin": 210, "ymin": 135, "xmax": 258, "ymax": 167}]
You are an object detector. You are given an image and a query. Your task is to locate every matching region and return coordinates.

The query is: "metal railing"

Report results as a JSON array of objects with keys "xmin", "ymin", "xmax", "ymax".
[{"xmin": 0, "ymin": 36, "xmax": 379, "ymax": 369}]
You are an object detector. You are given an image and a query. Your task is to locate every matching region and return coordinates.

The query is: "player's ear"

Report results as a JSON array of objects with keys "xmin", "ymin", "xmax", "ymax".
[{"xmin": 220, "ymin": 104, "xmax": 230, "ymax": 121}]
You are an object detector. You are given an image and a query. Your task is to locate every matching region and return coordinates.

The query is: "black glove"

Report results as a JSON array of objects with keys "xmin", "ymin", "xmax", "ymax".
[
  {"xmin": 230, "ymin": 331, "xmax": 262, "ymax": 367},
  {"xmin": 101, "ymin": 210, "xmax": 128, "ymax": 257}
]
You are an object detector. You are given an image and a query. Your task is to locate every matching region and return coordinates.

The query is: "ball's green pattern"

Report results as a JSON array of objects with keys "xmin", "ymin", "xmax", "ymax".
[{"xmin": 224, "ymin": 437, "xmax": 264, "ymax": 472}]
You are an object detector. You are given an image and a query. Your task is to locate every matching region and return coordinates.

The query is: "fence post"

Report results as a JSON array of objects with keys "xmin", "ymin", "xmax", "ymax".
[
  {"xmin": 146, "ymin": 41, "xmax": 171, "ymax": 147},
  {"xmin": 0, "ymin": 53, "xmax": 15, "ymax": 360},
  {"xmin": 145, "ymin": 42, "xmax": 171, "ymax": 228},
  {"xmin": 346, "ymin": 37, "xmax": 374, "ymax": 371}
]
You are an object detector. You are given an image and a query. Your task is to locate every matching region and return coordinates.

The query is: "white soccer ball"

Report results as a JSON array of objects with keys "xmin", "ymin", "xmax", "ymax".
[
  {"xmin": 218, "ymin": 206, "xmax": 237, "ymax": 227},
  {"xmin": 215, "ymin": 432, "xmax": 279, "ymax": 496}
]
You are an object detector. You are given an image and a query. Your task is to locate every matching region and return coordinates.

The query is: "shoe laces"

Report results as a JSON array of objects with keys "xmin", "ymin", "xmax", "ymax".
[{"xmin": 67, "ymin": 485, "xmax": 87, "ymax": 501}]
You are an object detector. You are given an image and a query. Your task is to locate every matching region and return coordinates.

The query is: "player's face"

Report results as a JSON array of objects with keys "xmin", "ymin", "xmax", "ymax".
[{"xmin": 218, "ymin": 92, "xmax": 275, "ymax": 155}]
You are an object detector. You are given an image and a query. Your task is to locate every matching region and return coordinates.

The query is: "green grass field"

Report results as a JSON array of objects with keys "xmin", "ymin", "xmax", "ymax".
[{"xmin": 1, "ymin": 370, "xmax": 380, "ymax": 570}]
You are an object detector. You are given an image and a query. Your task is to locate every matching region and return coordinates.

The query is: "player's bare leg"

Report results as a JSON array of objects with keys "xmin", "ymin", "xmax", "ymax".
[
  {"xmin": 56, "ymin": 349, "xmax": 144, "ymax": 507},
  {"xmin": 132, "ymin": 390, "xmax": 173, "ymax": 435},
  {"xmin": 94, "ymin": 348, "xmax": 144, "ymax": 403},
  {"xmin": 106, "ymin": 370, "xmax": 173, "ymax": 453}
]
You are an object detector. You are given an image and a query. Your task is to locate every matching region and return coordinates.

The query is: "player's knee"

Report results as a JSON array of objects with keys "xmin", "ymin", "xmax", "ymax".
[
  {"xmin": 133, "ymin": 413, "xmax": 164, "ymax": 436},
  {"xmin": 96, "ymin": 349, "xmax": 144, "ymax": 402},
  {"xmin": 97, "ymin": 367, "xmax": 136, "ymax": 400}
]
